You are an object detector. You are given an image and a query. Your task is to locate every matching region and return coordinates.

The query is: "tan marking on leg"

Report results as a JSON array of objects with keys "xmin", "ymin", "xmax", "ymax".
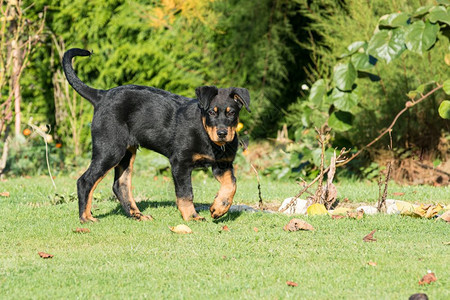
[
  {"xmin": 120, "ymin": 148, "xmax": 153, "ymax": 221},
  {"xmin": 210, "ymin": 170, "xmax": 236, "ymax": 219},
  {"xmin": 177, "ymin": 197, "xmax": 204, "ymax": 221},
  {"xmin": 192, "ymin": 153, "xmax": 214, "ymax": 162},
  {"xmin": 81, "ymin": 171, "xmax": 111, "ymax": 223}
]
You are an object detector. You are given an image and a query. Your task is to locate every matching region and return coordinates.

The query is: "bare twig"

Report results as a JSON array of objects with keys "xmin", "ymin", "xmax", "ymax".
[
  {"xmin": 282, "ymin": 83, "xmax": 442, "ymax": 213},
  {"xmin": 377, "ymin": 162, "xmax": 392, "ymax": 212},
  {"xmin": 27, "ymin": 119, "xmax": 56, "ymax": 189},
  {"xmin": 250, "ymin": 163, "xmax": 264, "ymax": 210},
  {"xmin": 336, "ymin": 83, "xmax": 443, "ymax": 168},
  {"xmin": 279, "ymin": 147, "xmax": 349, "ymax": 213},
  {"xmin": 313, "ymin": 128, "xmax": 326, "ymax": 204}
]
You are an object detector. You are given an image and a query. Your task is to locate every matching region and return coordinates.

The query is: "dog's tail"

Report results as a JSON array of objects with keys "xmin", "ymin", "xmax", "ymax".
[{"xmin": 62, "ymin": 48, "xmax": 106, "ymax": 106}]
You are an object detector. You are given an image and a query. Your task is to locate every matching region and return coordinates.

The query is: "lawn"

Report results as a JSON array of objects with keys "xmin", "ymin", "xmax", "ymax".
[{"xmin": 0, "ymin": 174, "xmax": 449, "ymax": 299}]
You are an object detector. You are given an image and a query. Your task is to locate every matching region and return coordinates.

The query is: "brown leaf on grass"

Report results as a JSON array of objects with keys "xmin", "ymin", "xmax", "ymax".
[
  {"xmin": 437, "ymin": 210, "xmax": 450, "ymax": 222},
  {"xmin": 0, "ymin": 192, "xmax": 10, "ymax": 197},
  {"xmin": 253, "ymin": 227, "xmax": 259, "ymax": 232},
  {"xmin": 367, "ymin": 261, "xmax": 377, "ymax": 267},
  {"xmin": 332, "ymin": 215, "xmax": 346, "ymax": 220},
  {"xmin": 363, "ymin": 230, "xmax": 377, "ymax": 242},
  {"xmin": 283, "ymin": 218, "xmax": 314, "ymax": 232},
  {"xmin": 222, "ymin": 225, "xmax": 230, "ymax": 231},
  {"xmin": 73, "ymin": 228, "xmax": 90, "ymax": 233},
  {"xmin": 286, "ymin": 281, "xmax": 298, "ymax": 287},
  {"xmin": 169, "ymin": 224, "xmax": 192, "ymax": 234},
  {"xmin": 418, "ymin": 272, "xmax": 437, "ymax": 285},
  {"xmin": 392, "ymin": 192, "xmax": 405, "ymax": 196},
  {"xmin": 38, "ymin": 252, "xmax": 53, "ymax": 259},
  {"xmin": 347, "ymin": 210, "xmax": 364, "ymax": 220}
]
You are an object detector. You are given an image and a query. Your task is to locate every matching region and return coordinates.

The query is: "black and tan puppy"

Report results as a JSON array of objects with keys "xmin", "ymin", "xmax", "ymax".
[{"xmin": 62, "ymin": 48, "xmax": 250, "ymax": 222}]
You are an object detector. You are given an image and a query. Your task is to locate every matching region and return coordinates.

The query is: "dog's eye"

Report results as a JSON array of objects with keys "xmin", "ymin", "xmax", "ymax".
[
  {"xmin": 208, "ymin": 110, "xmax": 217, "ymax": 116},
  {"xmin": 226, "ymin": 110, "xmax": 235, "ymax": 117}
]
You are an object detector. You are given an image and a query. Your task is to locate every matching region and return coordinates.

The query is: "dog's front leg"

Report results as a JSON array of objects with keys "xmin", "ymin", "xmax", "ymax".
[
  {"xmin": 210, "ymin": 164, "xmax": 236, "ymax": 219},
  {"xmin": 171, "ymin": 163, "xmax": 204, "ymax": 221}
]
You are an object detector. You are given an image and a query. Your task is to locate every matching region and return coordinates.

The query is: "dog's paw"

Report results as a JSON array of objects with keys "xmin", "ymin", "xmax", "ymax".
[
  {"xmin": 132, "ymin": 212, "xmax": 154, "ymax": 221},
  {"xmin": 192, "ymin": 215, "xmax": 206, "ymax": 222},
  {"xmin": 210, "ymin": 202, "xmax": 231, "ymax": 219},
  {"xmin": 80, "ymin": 216, "xmax": 98, "ymax": 223}
]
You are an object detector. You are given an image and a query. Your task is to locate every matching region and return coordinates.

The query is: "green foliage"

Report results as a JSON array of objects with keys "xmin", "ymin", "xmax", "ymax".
[
  {"xmin": 439, "ymin": 100, "xmax": 450, "ymax": 119},
  {"xmin": 3, "ymin": 134, "xmax": 63, "ymax": 177},
  {"xmin": 291, "ymin": 0, "xmax": 449, "ymax": 150}
]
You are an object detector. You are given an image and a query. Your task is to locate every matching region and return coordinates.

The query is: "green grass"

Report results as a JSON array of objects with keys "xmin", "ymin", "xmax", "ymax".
[{"xmin": 0, "ymin": 175, "xmax": 449, "ymax": 299}]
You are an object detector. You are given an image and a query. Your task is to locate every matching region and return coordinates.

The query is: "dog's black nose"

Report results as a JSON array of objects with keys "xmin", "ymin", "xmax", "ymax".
[{"xmin": 217, "ymin": 128, "xmax": 228, "ymax": 139}]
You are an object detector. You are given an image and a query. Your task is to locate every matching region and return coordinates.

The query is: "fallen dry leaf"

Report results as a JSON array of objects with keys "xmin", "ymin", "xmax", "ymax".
[
  {"xmin": 283, "ymin": 218, "xmax": 314, "ymax": 231},
  {"xmin": 363, "ymin": 229, "xmax": 377, "ymax": 242},
  {"xmin": 0, "ymin": 192, "xmax": 10, "ymax": 197},
  {"xmin": 286, "ymin": 281, "xmax": 298, "ymax": 287},
  {"xmin": 414, "ymin": 203, "xmax": 443, "ymax": 219},
  {"xmin": 73, "ymin": 228, "xmax": 90, "ymax": 233},
  {"xmin": 253, "ymin": 227, "xmax": 259, "ymax": 232},
  {"xmin": 331, "ymin": 207, "xmax": 352, "ymax": 215},
  {"xmin": 347, "ymin": 210, "xmax": 364, "ymax": 220},
  {"xmin": 437, "ymin": 210, "xmax": 450, "ymax": 222},
  {"xmin": 169, "ymin": 224, "xmax": 192, "ymax": 234},
  {"xmin": 222, "ymin": 225, "xmax": 230, "ymax": 231},
  {"xmin": 367, "ymin": 261, "xmax": 377, "ymax": 267},
  {"xmin": 332, "ymin": 215, "xmax": 346, "ymax": 220},
  {"xmin": 418, "ymin": 272, "xmax": 437, "ymax": 285},
  {"xmin": 38, "ymin": 252, "xmax": 54, "ymax": 259},
  {"xmin": 392, "ymin": 192, "xmax": 405, "ymax": 196}
]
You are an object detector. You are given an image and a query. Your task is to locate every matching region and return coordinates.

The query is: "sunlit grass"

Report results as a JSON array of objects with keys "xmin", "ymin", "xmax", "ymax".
[{"xmin": 0, "ymin": 176, "xmax": 448, "ymax": 299}]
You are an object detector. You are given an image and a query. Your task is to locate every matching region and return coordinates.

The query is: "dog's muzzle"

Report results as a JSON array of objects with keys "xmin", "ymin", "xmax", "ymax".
[{"xmin": 217, "ymin": 128, "xmax": 228, "ymax": 139}]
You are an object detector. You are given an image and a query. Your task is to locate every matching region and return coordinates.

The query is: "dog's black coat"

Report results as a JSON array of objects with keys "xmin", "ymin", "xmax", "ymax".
[{"xmin": 62, "ymin": 48, "xmax": 250, "ymax": 222}]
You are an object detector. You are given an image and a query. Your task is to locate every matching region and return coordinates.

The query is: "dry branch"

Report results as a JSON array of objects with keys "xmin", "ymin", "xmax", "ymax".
[{"xmin": 281, "ymin": 83, "xmax": 443, "ymax": 213}]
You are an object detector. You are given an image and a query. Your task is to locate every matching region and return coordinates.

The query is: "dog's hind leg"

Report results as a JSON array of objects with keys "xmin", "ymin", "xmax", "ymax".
[
  {"xmin": 113, "ymin": 147, "xmax": 153, "ymax": 221},
  {"xmin": 77, "ymin": 151, "xmax": 124, "ymax": 223}
]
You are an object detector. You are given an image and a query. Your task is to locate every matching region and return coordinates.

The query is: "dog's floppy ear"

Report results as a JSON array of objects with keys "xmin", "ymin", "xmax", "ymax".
[
  {"xmin": 231, "ymin": 88, "xmax": 251, "ymax": 112},
  {"xmin": 196, "ymin": 86, "xmax": 218, "ymax": 110}
]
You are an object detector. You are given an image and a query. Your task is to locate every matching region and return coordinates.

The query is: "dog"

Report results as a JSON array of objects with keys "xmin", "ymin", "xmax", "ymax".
[{"xmin": 62, "ymin": 48, "xmax": 250, "ymax": 222}]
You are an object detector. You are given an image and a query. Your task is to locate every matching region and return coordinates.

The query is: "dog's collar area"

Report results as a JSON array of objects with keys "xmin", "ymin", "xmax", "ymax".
[{"xmin": 221, "ymin": 145, "xmax": 226, "ymax": 152}]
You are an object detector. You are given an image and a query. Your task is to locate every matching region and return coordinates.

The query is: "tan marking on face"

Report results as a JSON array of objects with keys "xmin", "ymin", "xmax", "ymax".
[
  {"xmin": 226, "ymin": 107, "xmax": 230, "ymax": 113},
  {"xmin": 177, "ymin": 197, "xmax": 204, "ymax": 221},
  {"xmin": 225, "ymin": 125, "xmax": 237, "ymax": 142},
  {"xmin": 210, "ymin": 170, "xmax": 236, "ymax": 218},
  {"xmin": 202, "ymin": 116, "xmax": 225, "ymax": 146},
  {"xmin": 192, "ymin": 153, "xmax": 214, "ymax": 162},
  {"xmin": 201, "ymin": 117, "xmax": 237, "ymax": 146},
  {"xmin": 213, "ymin": 107, "xmax": 218, "ymax": 113}
]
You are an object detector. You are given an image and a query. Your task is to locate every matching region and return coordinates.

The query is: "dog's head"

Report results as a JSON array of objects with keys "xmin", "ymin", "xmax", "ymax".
[{"xmin": 196, "ymin": 86, "xmax": 250, "ymax": 146}]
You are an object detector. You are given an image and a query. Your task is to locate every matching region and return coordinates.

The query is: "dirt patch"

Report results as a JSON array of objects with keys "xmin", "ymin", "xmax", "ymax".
[{"xmin": 374, "ymin": 149, "xmax": 449, "ymax": 186}]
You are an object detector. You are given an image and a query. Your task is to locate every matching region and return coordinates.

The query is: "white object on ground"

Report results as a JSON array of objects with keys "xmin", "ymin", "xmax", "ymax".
[
  {"xmin": 356, "ymin": 205, "xmax": 378, "ymax": 215},
  {"xmin": 278, "ymin": 197, "xmax": 309, "ymax": 215}
]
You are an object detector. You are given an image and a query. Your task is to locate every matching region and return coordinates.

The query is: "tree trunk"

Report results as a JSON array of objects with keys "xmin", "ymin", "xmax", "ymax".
[{"xmin": 11, "ymin": 39, "xmax": 22, "ymax": 136}]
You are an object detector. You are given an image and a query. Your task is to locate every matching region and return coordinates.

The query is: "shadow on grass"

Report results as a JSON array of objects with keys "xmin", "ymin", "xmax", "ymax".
[{"xmin": 95, "ymin": 199, "xmax": 244, "ymax": 221}]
